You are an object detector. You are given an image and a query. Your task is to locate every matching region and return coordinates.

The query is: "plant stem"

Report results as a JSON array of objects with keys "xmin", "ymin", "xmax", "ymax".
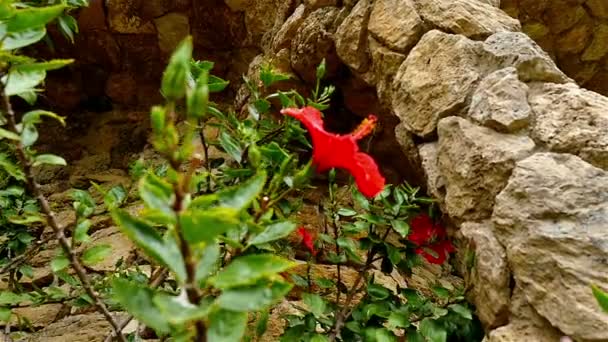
[
  {"xmin": 171, "ymin": 136, "xmax": 207, "ymax": 342},
  {"xmin": 1, "ymin": 89, "xmax": 127, "ymax": 342},
  {"xmin": 199, "ymin": 121, "xmax": 211, "ymax": 193}
]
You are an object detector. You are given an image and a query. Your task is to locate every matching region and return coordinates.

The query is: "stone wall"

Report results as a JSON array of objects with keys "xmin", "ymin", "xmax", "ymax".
[
  {"xmin": 236, "ymin": 0, "xmax": 608, "ymax": 341},
  {"xmin": 501, "ymin": 0, "xmax": 608, "ymax": 96},
  {"xmin": 37, "ymin": 0, "xmax": 295, "ymax": 110}
]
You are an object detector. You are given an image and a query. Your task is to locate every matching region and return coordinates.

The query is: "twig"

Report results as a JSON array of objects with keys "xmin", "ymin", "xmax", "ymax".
[
  {"xmin": 328, "ymin": 226, "xmax": 392, "ymax": 341},
  {"xmin": 0, "ymin": 235, "xmax": 54, "ymax": 275},
  {"xmin": 1, "ymin": 88, "xmax": 127, "ymax": 342},
  {"xmin": 104, "ymin": 267, "xmax": 169, "ymax": 342}
]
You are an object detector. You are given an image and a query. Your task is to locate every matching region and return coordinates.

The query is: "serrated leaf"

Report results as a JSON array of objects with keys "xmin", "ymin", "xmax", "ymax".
[
  {"xmin": 139, "ymin": 173, "xmax": 174, "ymax": 217},
  {"xmin": 367, "ymin": 283, "xmax": 390, "ymax": 300},
  {"xmin": 112, "ymin": 278, "xmax": 170, "ymax": 334},
  {"xmin": 208, "ymin": 75, "xmax": 229, "ymax": 92},
  {"xmin": 32, "ymin": 154, "xmax": 66, "ymax": 167},
  {"xmin": 51, "ymin": 255, "xmax": 69, "ymax": 272},
  {"xmin": 152, "ymin": 291, "xmax": 211, "ymax": 325},
  {"xmin": 74, "ymin": 219, "xmax": 92, "ymax": 243},
  {"xmin": 82, "ymin": 244, "xmax": 111, "ymax": 266},
  {"xmin": 196, "ymin": 242, "xmax": 221, "ymax": 284},
  {"xmin": 179, "ymin": 207, "xmax": 239, "ymax": 244},
  {"xmin": 206, "ymin": 309, "xmax": 247, "ymax": 342},
  {"xmin": 216, "ymin": 281, "xmax": 292, "ymax": 312},
  {"xmin": 71, "ymin": 189, "xmax": 96, "ymax": 218},
  {"xmin": 104, "ymin": 185, "xmax": 127, "ymax": 209},
  {"xmin": 190, "ymin": 172, "xmax": 266, "ymax": 212},
  {"xmin": 419, "ymin": 318, "xmax": 447, "ymax": 342},
  {"xmin": 3, "ymin": 69, "xmax": 45, "ymax": 96},
  {"xmin": 0, "ymin": 153, "xmax": 25, "ymax": 181},
  {"xmin": 219, "ymin": 130, "xmax": 242, "ymax": 163},
  {"xmin": 303, "ymin": 293, "xmax": 326, "ymax": 318},
  {"xmin": 210, "ymin": 254, "xmax": 295, "ymax": 289},
  {"xmin": 111, "ymin": 209, "xmax": 186, "ymax": 282},
  {"xmin": 1, "ymin": 27, "xmax": 47, "ymax": 50},
  {"xmin": 248, "ymin": 221, "xmax": 296, "ymax": 246},
  {"xmin": 390, "ymin": 220, "xmax": 409, "ymax": 238}
]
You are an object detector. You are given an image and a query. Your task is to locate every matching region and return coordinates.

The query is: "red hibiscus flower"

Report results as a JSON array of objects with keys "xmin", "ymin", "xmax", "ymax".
[
  {"xmin": 297, "ymin": 227, "xmax": 317, "ymax": 256},
  {"xmin": 281, "ymin": 107, "xmax": 385, "ymax": 198},
  {"xmin": 408, "ymin": 213, "xmax": 454, "ymax": 265}
]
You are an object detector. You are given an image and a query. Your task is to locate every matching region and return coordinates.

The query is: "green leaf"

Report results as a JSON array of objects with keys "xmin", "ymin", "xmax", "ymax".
[
  {"xmin": 337, "ymin": 208, "xmax": 357, "ymax": 217},
  {"xmin": 190, "ymin": 172, "xmax": 266, "ymax": 212},
  {"xmin": 139, "ymin": 173, "xmax": 174, "ymax": 217},
  {"xmin": 179, "ymin": 207, "xmax": 240, "ymax": 244},
  {"xmin": 406, "ymin": 329, "xmax": 425, "ymax": 342},
  {"xmin": 390, "ymin": 220, "xmax": 409, "ymax": 238},
  {"xmin": 161, "ymin": 36, "xmax": 192, "ymax": 100},
  {"xmin": 592, "ymin": 285, "xmax": 608, "ymax": 313},
  {"xmin": 82, "ymin": 244, "xmax": 111, "ymax": 266},
  {"xmin": 0, "ymin": 127, "xmax": 19, "ymax": 140},
  {"xmin": 365, "ymin": 328, "xmax": 397, "ymax": 342},
  {"xmin": 1, "ymin": 27, "xmax": 46, "ymax": 50},
  {"xmin": 111, "ymin": 209, "xmax": 186, "ymax": 282},
  {"xmin": 20, "ymin": 123, "xmax": 38, "ymax": 147},
  {"xmin": 71, "ymin": 189, "xmax": 96, "ymax": 218},
  {"xmin": 6, "ymin": 5, "xmax": 66, "ymax": 32},
  {"xmin": 51, "ymin": 254, "xmax": 69, "ymax": 273},
  {"xmin": 432, "ymin": 286, "xmax": 450, "ymax": 299},
  {"xmin": 104, "ymin": 185, "xmax": 127, "ymax": 209},
  {"xmin": 74, "ymin": 219, "xmax": 92, "ymax": 243},
  {"xmin": 57, "ymin": 14, "xmax": 77, "ymax": 43},
  {"xmin": 13, "ymin": 59, "xmax": 73, "ymax": 73},
  {"xmin": 210, "ymin": 254, "xmax": 296, "ymax": 289},
  {"xmin": 387, "ymin": 312, "xmax": 410, "ymax": 329},
  {"xmin": 367, "ymin": 283, "xmax": 390, "ymax": 300},
  {"xmin": 206, "ymin": 309, "xmax": 247, "ymax": 342},
  {"xmin": 0, "ymin": 307, "xmax": 11, "ymax": 322},
  {"xmin": 32, "ymin": 154, "xmax": 66, "ymax": 167},
  {"xmin": 449, "ymin": 303, "xmax": 472, "ymax": 320},
  {"xmin": 303, "ymin": 293, "xmax": 326, "ymax": 318},
  {"xmin": 21, "ymin": 110, "xmax": 65, "ymax": 126},
  {"xmin": 196, "ymin": 242, "xmax": 221, "ymax": 284},
  {"xmin": 336, "ymin": 237, "xmax": 363, "ymax": 264},
  {"xmin": 152, "ymin": 292, "xmax": 211, "ymax": 325},
  {"xmin": 112, "ymin": 278, "xmax": 170, "ymax": 334},
  {"xmin": 3, "ymin": 69, "xmax": 45, "ymax": 96},
  {"xmin": 216, "ymin": 281, "xmax": 292, "ymax": 312},
  {"xmin": 310, "ymin": 335, "xmax": 329, "ymax": 342},
  {"xmin": 0, "ymin": 292, "xmax": 30, "ymax": 306},
  {"xmin": 259, "ymin": 65, "xmax": 290, "ymax": 88},
  {"xmin": 0, "ymin": 153, "xmax": 24, "ymax": 181},
  {"xmin": 219, "ymin": 130, "xmax": 243, "ymax": 163},
  {"xmin": 17, "ymin": 90, "xmax": 37, "ymax": 105},
  {"xmin": 208, "ymin": 75, "xmax": 229, "ymax": 93},
  {"xmin": 248, "ymin": 221, "xmax": 296, "ymax": 246},
  {"xmin": 256, "ymin": 309, "xmax": 270, "ymax": 338},
  {"xmin": 419, "ymin": 318, "xmax": 447, "ymax": 342}
]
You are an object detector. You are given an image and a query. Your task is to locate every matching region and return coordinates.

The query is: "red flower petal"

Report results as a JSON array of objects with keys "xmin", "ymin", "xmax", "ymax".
[
  {"xmin": 297, "ymin": 227, "xmax": 317, "ymax": 256},
  {"xmin": 281, "ymin": 107, "xmax": 385, "ymax": 198},
  {"xmin": 408, "ymin": 213, "xmax": 435, "ymax": 246}
]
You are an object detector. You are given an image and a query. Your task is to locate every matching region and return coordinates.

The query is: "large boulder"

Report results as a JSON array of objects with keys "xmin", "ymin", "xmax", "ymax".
[
  {"xmin": 412, "ymin": 0, "xmax": 520, "ymax": 39},
  {"xmin": 368, "ymin": 0, "xmax": 425, "ymax": 53},
  {"xmin": 493, "ymin": 153, "xmax": 608, "ymax": 341},
  {"xmin": 528, "ymin": 82, "xmax": 608, "ymax": 171},
  {"xmin": 437, "ymin": 117, "xmax": 535, "ymax": 221},
  {"xmin": 392, "ymin": 30, "xmax": 493, "ymax": 137},
  {"xmin": 468, "ymin": 67, "xmax": 531, "ymax": 133},
  {"xmin": 335, "ymin": 0, "xmax": 372, "ymax": 73}
]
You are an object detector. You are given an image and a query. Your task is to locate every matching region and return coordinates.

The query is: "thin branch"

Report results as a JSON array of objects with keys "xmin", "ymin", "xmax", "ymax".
[
  {"xmin": 0, "ymin": 235, "xmax": 53, "ymax": 275},
  {"xmin": 1, "ymin": 89, "xmax": 126, "ymax": 342}
]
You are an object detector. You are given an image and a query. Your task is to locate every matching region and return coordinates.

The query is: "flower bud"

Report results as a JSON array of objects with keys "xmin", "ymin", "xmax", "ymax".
[{"xmin": 161, "ymin": 36, "xmax": 193, "ymax": 101}]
